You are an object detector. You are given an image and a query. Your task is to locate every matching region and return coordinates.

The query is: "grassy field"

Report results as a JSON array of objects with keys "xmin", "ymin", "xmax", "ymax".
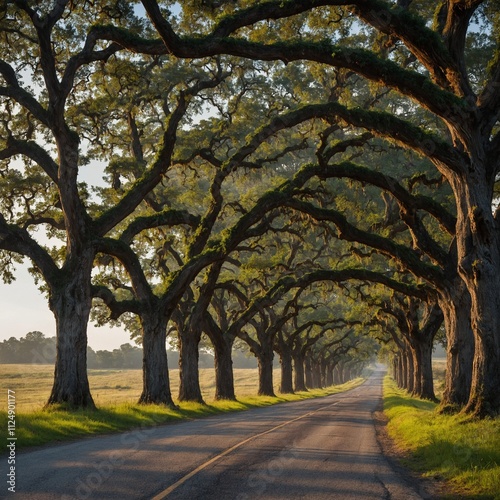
[
  {"xmin": 0, "ymin": 363, "xmax": 365, "ymax": 450},
  {"xmin": 0, "ymin": 364, "xmax": 287, "ymax": 412},
  {"xmin": 383, "ymin": 375, "xmax": 500, "ymax": 499}
]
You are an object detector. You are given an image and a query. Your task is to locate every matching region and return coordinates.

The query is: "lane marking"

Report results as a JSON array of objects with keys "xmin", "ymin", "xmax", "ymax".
[{"xmin": 151, "ymin": 400, "xmax": 339, "ymax": 499}]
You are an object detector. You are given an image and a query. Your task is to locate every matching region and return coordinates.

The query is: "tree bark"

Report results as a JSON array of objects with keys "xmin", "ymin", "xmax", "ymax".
[
  {"xmin": 312, "ymin": 360, "xmax": 322, "ymax": 389},
  {"xmin": 334, "ymin": 364, "xmax": 342, "ymax": 385},
  {"xmin": 47, "ymin": 256, "xmax": 95, "ymax": 409},
  {"xmin": 445, "ymin": 154, "xmax": 500, "ymax": 417},
  {"xmin": 275, "ymin": 332, "xmax": 294, "ymax": 394},
  {"xmin": 257, "ymin": 350, "xmax": 275, "ymax": 397},
  {"xmin": 408, "ymin": 301, "xmax": 442, "ymax": 401},
  {"xmin": 463, "ymin": 260, "xmax": 500, "ymax": 416},
  {"xmin": 178, "ymin": 325, "xmax": 204, "ymax": 403},
  {"xmin": 139, "ymin": 312, "xmax": 176, "ymax": 407},
  {"xmin": 418, "ymin": 336, "xmax": 436, "ymax": 401},
  {"xmin": 320, "ymin": 359, "xmax": 328, "ymax": 387},
  {"xmin": 202, "ymin": 313, "xmax": 237, "ymax": 401},
  {"xmin": 396, "ymin": 355, "xmax": 403, "ymax": 388},
  {"xmin": 212, "ymin": 334, "xmax": 236, "ymax": 401},
  {"xmin": 305, "ymin": 355, "xmax": 314, "ymax": 389},
  {"xmin": 406, "ymin": 347, "xmax": 414, "ymax": 393},
  {"xmin": 325, "ymin": 363, "xmax": 334, "ymax": 386},
  {"xmin": 400, "ymin": 349, "xmax": 408, "ymax": 390},
  {"xmin": 344, "ymin": 364, "xmax": 351, "ymax": 382},
  {"xmin": 410, "ymin": 343, "xmax": 422, "ymax": 397},
  {"xmin": 293, "ymin": 352, "xmax": 307, "ymax": 391},
  {"xmin": 438, "ymin": 284, "xmax": 474, "ymax": 410},
  {"xmin": 278, "ymin": 347, "xmax": 294, "ymax": 394}
]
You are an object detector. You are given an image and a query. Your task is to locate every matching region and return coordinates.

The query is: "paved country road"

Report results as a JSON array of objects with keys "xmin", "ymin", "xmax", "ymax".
[{"xmin": 8, "ymin": 368, "xmax": 431, "ymax": 500}]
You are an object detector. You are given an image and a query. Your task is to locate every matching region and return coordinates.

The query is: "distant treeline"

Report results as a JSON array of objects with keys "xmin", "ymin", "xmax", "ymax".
[{"xmin": 0, "ymin": 331, "xmax": 257, "ymax": 369}]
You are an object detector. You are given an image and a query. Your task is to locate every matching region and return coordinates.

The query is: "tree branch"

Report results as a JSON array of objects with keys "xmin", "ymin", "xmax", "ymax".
[
  {"xmin": 0, "ymin": 214, "xmax": 59, "ymax": 282},
  {"xmin": 282, "ymin": 198, "xmax": 444, "ymax": 285}
]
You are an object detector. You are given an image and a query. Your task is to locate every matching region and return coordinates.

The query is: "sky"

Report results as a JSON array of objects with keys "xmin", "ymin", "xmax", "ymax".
[{"xmin": 0, "ymin": 261, "xmax": 132, "ymax": 350}]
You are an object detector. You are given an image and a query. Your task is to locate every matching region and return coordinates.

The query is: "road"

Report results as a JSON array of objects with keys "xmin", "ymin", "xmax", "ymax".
[{"xmin": 9, "ymin": 368, "xmax": 428, "ymax": 499}]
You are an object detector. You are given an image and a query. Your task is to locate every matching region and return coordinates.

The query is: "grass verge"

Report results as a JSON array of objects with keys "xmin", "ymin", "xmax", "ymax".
[
  {"xmin": 0, "ymin": 378, "xmax": 364, "ymax": 451},
  {"xmin": 383, "ymin": 376, "xmax": 500, "ymax": 500}
]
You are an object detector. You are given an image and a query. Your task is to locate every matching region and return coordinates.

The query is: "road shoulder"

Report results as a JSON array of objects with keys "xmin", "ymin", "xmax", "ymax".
[{"xmin": 373, "ymin": 403, "xmax": 447, "ymax": 500}]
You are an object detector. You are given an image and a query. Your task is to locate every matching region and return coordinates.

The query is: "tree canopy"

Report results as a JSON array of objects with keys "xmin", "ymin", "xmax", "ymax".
[{"xmin": 1, "ymin": 0, "xmax": 499, "ymax": 416}]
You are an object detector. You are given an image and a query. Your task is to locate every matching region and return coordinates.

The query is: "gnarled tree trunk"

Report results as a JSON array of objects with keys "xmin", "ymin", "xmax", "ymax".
[
  {"xmin": 417, "ymin": 337, "xmax": 436, "ymax": 401},
  {"xmin": 444, "ymin": 139, "xmax": 500, "ymax": 417},
  {"xmin": 312, "ymin": 360, "xmax": 322, "ymax": 389},
  {"xmin": 326, "ymin": 362, "xmax": 334, "ymax": 386},
  {"xmin": 47, "ymin": 255, "xmax": 95, "ymax": 409},
  {"xmin": 278, "ymin": 347, "xmax": 294, "ymax": 394},
  {"xmin": 139, "ymin": 312, "xmax": 175, "ymax": 407},
  {"xmin": 305, "ymin": 354, "xmax": 314, "ymax": 389},
  {"xmin": 178, "ymin": 325, "xmax": 204, "ymax": 403},
  {"xmin": 257, "ymin": 350, "xmax": 275, "ymax": 397},
  {"xmin": 202, "ymin": 313, "xmax": 237, "ymax": 401},
  {"xmin": 438, "ymin": 283, "xmax": 474, "ymax": 410},
  {"xmin": 212, "ymin": 334, "xmax": 236, "ymax": 401},
  {"xmin": 293, "ymin": 352, "xmax": 307, "ymax": 391}
]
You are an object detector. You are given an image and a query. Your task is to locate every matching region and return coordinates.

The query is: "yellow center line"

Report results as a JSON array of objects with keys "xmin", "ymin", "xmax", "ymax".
[{"xmin": 151, "ymin": 400, "xmax": 339, "ymax": 499}]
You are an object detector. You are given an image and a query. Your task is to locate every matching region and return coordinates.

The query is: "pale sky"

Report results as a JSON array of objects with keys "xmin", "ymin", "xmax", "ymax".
[{"xmin": 0, "ymin": 261, "xmax": 132, "ymax": 350}]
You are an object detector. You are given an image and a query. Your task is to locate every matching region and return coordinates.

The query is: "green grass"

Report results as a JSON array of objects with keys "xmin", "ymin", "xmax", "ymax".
[
  {"xmin": 0, "ymin": 363, "xmax": 365, "ymax": 450},
  {"xmin": 383, "ymin": 376, "xmax": 500, "ymax": 499}
]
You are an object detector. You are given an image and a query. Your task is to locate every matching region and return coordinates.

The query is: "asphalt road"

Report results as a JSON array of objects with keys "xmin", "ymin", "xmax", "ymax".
[{"xmin": 7, "ymin": 367, "xmax": 427, "ymax": 499}]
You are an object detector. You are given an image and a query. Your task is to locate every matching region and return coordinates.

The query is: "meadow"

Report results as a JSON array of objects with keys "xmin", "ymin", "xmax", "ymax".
[{"xmin": 0, "ymin": 364, "xmax": 283, "ymax": 412}]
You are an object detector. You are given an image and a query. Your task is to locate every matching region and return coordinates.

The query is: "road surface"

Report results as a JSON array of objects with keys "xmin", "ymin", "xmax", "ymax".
[{"xmin": 7, "ymin": 368, "xmax": 428, "ymax": 499}]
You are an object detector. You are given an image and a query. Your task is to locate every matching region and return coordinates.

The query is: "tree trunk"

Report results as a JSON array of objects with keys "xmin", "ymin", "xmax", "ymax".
[
  {"xmin": 313, "ymin": 361, "xmax": 322, "ymax": 389},
  {"xmin": 139, "ymin": 312, "xmax": 176, "ymax": 407},
  {"xmin": 406, "ymin": 347, "xmax": 414, "ymax": 393},
  {"xmin": 410, "ymin": 344, "xmax": 422, "ymax": 397},
  {"xmin": 279, "ymin": 347, "xmax": 294, "ymax": 394},
  {"xmin": 326, "ymin": 363, "xmax": 334, "ymax": 386},
  {"xmin": 212, "ymin": 334, "xmax": 236, "ymax": 401},
  {"xmin": 400, "ymin": 350, "xmax": 408, "ymax": 390},
  {"xmin": 392, "ymin": 356, "xmax": 398, "ymax": 385},
  {"xmin": 47, "ymin": 256, "xmax": 95, "ymax": 409},
  {"xmin": 396, "ymin": 355, "xmax": 403, "ymax": 388},
  {"xmin": 178, "ymin": 326, "xmax": 204, "ymax": 403},
  {"xmin": 257, "ymin": 351, "xmax": 275, "ymax": 397},
  {"xmin": 411, "ymin": 302, "xmax": 442, "ymax": 401},
  {"xmin": 464, "ymin": 271, "xmax": 500, "ymax": 416},
  {"xmin": 338, "ymin": 362, "xmax": 346, "ymax": 384},
  {"xmin": 293, "ymin": 353, "xmax": 307, "ymax": 391},
  {"xmin": 320, "ymin": 359, "xmax": 328, "ymax": 387},
  {"xmin": 438, "ymin": 285, "xmax": 474, "ymax": 410},
  {"xmin": 449, "ymin": 168, "xmax": 500, "ymax": 417},
  {"xmin": 333, "ymin": 364, "xmax": 341, "ymax": 385},
  {"xmin": 418, "ymin": 335, "xmax": 436, "ymax": 401},
  {"xmin": 305, "ymin": 355, "xmax": 314, "ymax": 389}
]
